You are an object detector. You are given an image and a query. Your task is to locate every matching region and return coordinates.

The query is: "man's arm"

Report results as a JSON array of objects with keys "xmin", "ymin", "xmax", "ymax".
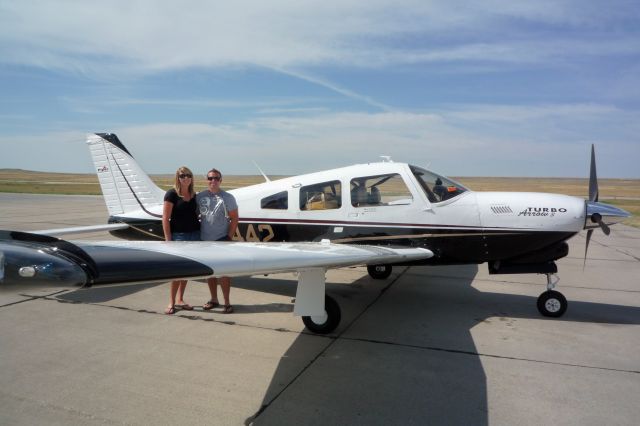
[{"xmin": 228, "ymin": 209, "xmax": 239, "ymax": 240}]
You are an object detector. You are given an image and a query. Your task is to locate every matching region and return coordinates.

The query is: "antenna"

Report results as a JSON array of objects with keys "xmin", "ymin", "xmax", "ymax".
[{"xmin": 252, "ymin": 160, "xmax": 271, "ymax": 182}]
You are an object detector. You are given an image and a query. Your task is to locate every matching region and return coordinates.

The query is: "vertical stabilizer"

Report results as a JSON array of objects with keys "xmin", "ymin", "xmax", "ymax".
[{"xmin": 87, "ymin": 133, "xmax": 165, "ymax": 217}]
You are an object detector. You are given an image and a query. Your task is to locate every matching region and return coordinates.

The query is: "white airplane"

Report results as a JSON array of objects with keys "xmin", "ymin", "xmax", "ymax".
[{"xmin": 0, "ymin": 133, "xmax": 631, "ymax": 333}]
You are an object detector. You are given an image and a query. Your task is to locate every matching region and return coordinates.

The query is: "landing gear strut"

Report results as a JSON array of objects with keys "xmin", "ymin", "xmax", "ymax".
[{"xmin": 536, "ymin": 273, "xmax": 568, "ymax": 317}]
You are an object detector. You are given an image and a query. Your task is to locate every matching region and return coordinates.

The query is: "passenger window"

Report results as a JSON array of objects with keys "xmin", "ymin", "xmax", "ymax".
[
  {"xmin": 351, "ymin": 174, "xmax": 413, "ymax": 207},
  {"xmin": 300, "ymin": 181, "xmax": 342, "ymax": 210},
  {"xmin": 261, "ymin": 191, "xmax": 288, "ymax": 210}
]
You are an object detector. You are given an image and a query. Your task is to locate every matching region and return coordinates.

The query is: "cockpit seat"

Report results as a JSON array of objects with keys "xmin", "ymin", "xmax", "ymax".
[
  {"xmin": 433, "ymin": 185, "xmax": 446, "ymax": 200},
  {"xmin": 351, "ymin": 186, "xmax": 368, "ymax": 207}
]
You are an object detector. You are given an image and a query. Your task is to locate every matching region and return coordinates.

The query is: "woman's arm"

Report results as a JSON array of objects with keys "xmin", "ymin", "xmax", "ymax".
[{"xmin": 162, "ymin": 201, "xmax": 174, "ymax": 241}]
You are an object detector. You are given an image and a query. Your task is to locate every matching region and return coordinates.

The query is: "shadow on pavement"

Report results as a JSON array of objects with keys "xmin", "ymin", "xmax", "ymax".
[
  {"xmin": 245, "ymin": 263, "xmax": 640, "ymax": 425},
  {"xmin": 247, "ymin": 265, "xmax": 490, "ymax": 425},
  {"xmin": 57, "ymin": 282, "xmax": 163, "ymax": 303}
]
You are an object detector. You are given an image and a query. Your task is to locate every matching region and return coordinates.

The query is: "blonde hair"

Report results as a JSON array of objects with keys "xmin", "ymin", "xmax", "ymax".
[{"xmin": 174, "ymin": 166, "xmax": 195, "ymax": 197}]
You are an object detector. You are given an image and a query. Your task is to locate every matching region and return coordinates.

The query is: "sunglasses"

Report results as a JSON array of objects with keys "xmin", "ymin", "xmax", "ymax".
[
  {"xmin": 179, "ymin": 174, "xmax": 192, "ymax": 179},
  {"xmin": 207, "ymin": 176, "xmax": 221, "ymax": 181}
]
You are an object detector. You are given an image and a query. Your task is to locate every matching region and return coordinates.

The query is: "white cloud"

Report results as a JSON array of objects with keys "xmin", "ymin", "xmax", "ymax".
[
  {"xmin": 2, "ymin": 104, "xmax": 636, "ymax": 177},
  {"xmin": 1, "ymin": 1, "xmax": 637, "ymax": 178},
  {"xmin": 61, "ymin": 95, "xmax": 323, "ymax": 111},
  {"xmin": 1, "ymin": 0, "xmax": 637, "ymax": 75}
]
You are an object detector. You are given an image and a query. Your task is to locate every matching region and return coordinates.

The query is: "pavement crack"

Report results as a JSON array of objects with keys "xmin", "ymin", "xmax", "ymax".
[
  {"xmin": 341, "ymin": 335, "xmax": 640, "ymax": 375},
  {"xmin": 0, "ymin": 289, "xmax": 69, "ymax": 308},
  {"xmin": 589, "ymin": 238, "xmax": 640, "ymax": 262}
]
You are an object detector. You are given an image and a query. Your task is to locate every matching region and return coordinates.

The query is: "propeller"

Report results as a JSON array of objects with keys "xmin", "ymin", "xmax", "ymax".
[
  {"xmin": 588, "ymin": 144, "xmax": 598, "ymax": 203},
  {"xmin": 584, "ymin": 145, "xmax": 612, "ymax": 268}
]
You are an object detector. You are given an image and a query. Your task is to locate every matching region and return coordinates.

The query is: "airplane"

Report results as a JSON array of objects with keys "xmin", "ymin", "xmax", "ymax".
[{"xmin": 0, "ymin": 133, "xmax": 631, "ymax": 334}]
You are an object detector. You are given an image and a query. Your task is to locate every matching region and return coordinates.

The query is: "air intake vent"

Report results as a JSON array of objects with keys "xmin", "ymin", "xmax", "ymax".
[{"xmin": 491, "ymin": 205, "xmax": 513, "ymax": 214}]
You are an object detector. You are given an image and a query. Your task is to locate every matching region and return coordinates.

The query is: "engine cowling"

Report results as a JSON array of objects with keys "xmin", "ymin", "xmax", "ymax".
[{"xmin": 0, "ymin": 231, "xmax": 92, "ymax": 290}]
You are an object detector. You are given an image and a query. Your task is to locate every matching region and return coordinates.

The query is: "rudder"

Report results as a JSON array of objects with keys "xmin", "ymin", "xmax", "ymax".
[{"xmin": 87, "ymin": 133, "xmax": 165, "ymax": 217}]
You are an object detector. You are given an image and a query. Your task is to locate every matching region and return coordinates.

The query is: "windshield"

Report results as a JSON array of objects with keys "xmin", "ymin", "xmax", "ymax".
[{"xmin": 410, "ymin": 165, "xmax": 469, "ymax": 203}]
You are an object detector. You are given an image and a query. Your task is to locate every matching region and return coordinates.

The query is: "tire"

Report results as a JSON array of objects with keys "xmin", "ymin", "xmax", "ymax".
[
  {"xmin": 367, "ymin": 264, "xmax": 392, "ymax": 280},
  {"xmin": 302, "ymin": 295, "xmax": 341, "ymax": 334},
  {"xmin": 537, "ymin": 290, "xmax": 568, "ymax": 317}
]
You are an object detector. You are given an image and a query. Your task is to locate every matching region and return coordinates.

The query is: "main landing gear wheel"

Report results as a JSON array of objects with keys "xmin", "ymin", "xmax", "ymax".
[
  {"xmin": 302, "ymin": 295, "xmax": 341, "ymax": 334},
  {"xmin": 537, "ymin": 290, "xmax": 568, "ymax": 317},
  {"xmin": 367, "ymin": 264, "xmax": 392, "ymax": 280}
]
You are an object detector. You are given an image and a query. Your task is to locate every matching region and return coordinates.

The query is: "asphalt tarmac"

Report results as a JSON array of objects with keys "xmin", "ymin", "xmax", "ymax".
[{"xmin": 1, "ymin": 193, "xmax": 639, "ymax": 425}]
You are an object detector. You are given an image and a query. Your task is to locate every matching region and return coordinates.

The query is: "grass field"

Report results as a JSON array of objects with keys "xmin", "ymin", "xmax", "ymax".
[{"xmin": 1, "ymin": 169, "xmax": 638, "ymax": 227}]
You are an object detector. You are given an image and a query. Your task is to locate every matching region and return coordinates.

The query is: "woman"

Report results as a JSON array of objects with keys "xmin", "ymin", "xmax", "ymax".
[{"xmin": 162, "ymin": 166, "xmax": 200, "ymax": 314}]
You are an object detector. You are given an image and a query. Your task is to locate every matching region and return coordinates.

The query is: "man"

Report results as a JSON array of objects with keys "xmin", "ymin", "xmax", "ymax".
[{"xmin": 197, "ymin": 168, "xmax": 239, "ymax": 313}]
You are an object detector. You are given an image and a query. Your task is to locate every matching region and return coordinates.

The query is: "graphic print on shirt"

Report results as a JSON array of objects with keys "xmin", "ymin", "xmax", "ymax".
[{"xmin": 199, "ymin": 194, "xmax": 227, "ymax": 225}]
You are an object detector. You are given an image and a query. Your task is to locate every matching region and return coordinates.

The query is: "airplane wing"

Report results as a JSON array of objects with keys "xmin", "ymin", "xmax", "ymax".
[
  {"xmin": 0, "ymin": 231, "xmax": 432, "ymax": 286},
  {"xmin": 0, "ymin": 231, "xmax": 432, "ymax": 330}
]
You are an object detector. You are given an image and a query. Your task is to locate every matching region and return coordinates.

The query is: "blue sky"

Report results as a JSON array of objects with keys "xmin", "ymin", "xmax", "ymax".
[{"xmin": 0, "ymin": 0, "xmax": 639, "ymax": 178}]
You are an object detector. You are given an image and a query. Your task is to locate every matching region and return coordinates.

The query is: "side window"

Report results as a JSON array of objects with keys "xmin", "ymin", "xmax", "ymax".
[
  {"xmin": 351, "ymin": 173, "xmax": 413, "ymax": 207},
  {"xmin": 300, "ymin": 180, "xmax": 342, "ymax": 211},
  {"xmin": 261, "ymin": 191, "xmax": 288, "ymax": 210}
]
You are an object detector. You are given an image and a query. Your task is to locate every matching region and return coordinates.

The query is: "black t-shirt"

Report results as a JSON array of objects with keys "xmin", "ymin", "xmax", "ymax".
[{"xmin": 164, "ymin": 189, "xmax": 200, "ymax": 233}]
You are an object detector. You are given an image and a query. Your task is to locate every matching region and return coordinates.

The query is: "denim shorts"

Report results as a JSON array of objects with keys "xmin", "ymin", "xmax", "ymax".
[{"xmin": 172, "ymin": 231, "xmax": 201, "ymax": 241}]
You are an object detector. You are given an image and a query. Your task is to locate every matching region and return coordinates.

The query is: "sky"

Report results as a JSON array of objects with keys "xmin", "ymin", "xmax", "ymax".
[{"xmin": 0, "ymin": 0, "xmax": 639, "ymax": 178}]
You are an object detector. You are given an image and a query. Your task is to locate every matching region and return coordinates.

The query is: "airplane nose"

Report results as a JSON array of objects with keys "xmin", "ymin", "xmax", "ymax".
[{"xmin": 585, "ymin": 201, "xmax": 631, "ymax": 229}]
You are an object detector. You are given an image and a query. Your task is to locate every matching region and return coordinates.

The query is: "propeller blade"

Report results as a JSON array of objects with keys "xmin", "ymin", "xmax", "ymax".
[
  {"xmin": 584, "ymin": 229, "xmax": 593, "ymax": 269},
  {"xmin": 589, "ymin": 144, "xmax": 598, "ymax": 202},
  {"xmin": 590, "ymin": 211, "xmax": 612, "ymax": 236}
]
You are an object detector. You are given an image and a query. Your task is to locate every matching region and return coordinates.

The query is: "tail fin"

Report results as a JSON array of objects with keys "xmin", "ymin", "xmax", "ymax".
[{"xmin": 87, "ymin": 133, "xmax": 165, "ymax": 218}]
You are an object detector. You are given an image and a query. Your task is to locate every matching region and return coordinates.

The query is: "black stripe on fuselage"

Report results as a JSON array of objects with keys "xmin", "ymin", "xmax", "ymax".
[
  {"xmin": 108, "ymin": 217, "xmax": 165, "ymax": 240},
  {"xmin": 236, "ymin": 221, "xmax": 574, "ymax": 264},
  {"xmin": 110, "ymin": 216, "xmax": 576, "ymax": 264}
]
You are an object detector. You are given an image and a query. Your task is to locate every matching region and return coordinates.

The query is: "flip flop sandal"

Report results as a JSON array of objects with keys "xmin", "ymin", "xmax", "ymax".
[
  {"xmin": 203, "ymin": 300, "xmax": 219, "ymax": 310},
  {"xmin": 164, "ymin": 306, "xmax": 176, "ymax": 315},
  {"xmin": 223, "ymin": 305, "xmax": 234, "ymax": 314},
  {"xmin": 176, "ymin": 304, "xmax": 194, "ymax": 311}
]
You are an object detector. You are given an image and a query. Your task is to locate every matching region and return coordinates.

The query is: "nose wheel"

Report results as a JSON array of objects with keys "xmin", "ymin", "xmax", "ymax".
[
  {"xmin": 537, "ymin": 274, "xmax": 568, "ymax": 317},
  {"xmin": 367, "ymin": 264, "xmax": 392, "ymax": 279}
]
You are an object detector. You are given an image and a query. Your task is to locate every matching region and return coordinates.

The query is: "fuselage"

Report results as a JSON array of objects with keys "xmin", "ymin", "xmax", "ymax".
[{"xmin": 108, "ymin": 161, "xmax": 587, "ymax": 267}]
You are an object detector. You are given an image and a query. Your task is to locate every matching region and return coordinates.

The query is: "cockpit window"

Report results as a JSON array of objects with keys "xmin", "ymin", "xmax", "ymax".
[
  {"xmin": 261, "ymin": 191, "xmax": 288, "ymax": 210},
  {"xmin": 410, "ymin": 165, "xmax": 468, "ymax": 203},
  {"xmin": 300, "ymin": 180, "xmax": 342, "ymax": 210},
  {"xmin": 350, "ymin": 173, "xmax": 413, "ymax": 207}
]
